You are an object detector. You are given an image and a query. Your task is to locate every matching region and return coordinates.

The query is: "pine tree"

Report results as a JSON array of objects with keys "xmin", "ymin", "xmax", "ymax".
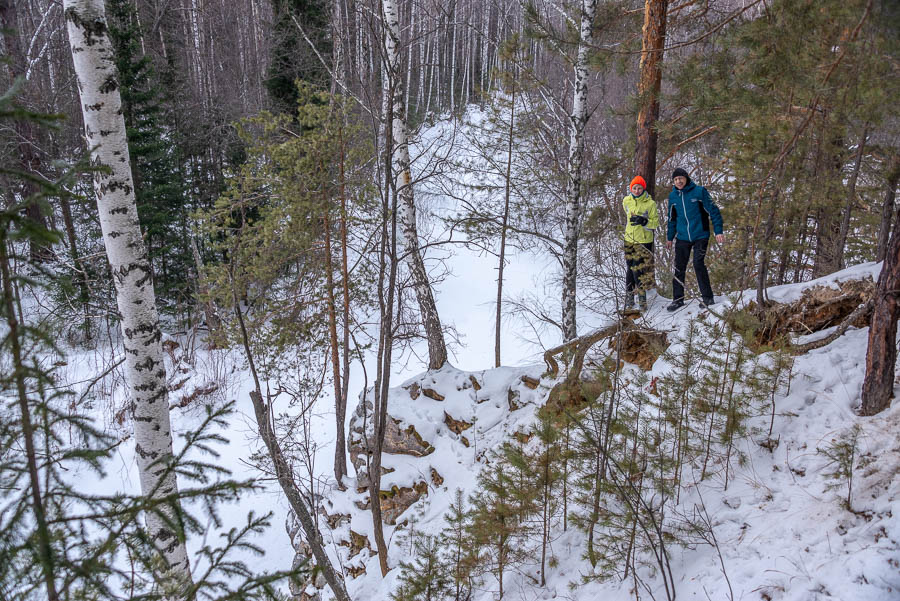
[
  {"xmin": 664, "ymin": 0, "xmax": 893, "ymax": 294},
  {"xmin": 106, "ymin": 0, "xmax": 192, "ymax": 311},
  {"xmin": 266, "ymin": 0, "xmax": 332, "ymax": 112},
  {"xmin": 392, "ymin": 533, "xmax": 452, "ymax": 601},
  {"xmin": 468, "ymin": 456, "xmax": 523, "ymax": 599},
  {"xmin": 441, "ymin": 490, "xmax": 479, "ymax": 601}
]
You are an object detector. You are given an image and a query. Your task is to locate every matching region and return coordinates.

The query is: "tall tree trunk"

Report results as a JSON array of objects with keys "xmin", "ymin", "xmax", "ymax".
[
  {"xmin": 860, "ymin": 199, "xmax": 900, "ymax": 416},
  {"xmin": 383, "ymin": 0, "xmax": 448, "ymax": 369},
  {"xmin": 876, "ymin": 156, "xmax": 900, "ymax": 263},
  {"xmin": 64, "ymin": 1, "xmax": 193, "ymax": 594},
  {"xmin": 496, "ymin": 81, "xmax": 516, "ymax": 368},
  {"xmin": 835, "ymin": 124, "xmax": 868, "ymax": 269},
  {"xmin": 338, "ymin": 126, "xmax": 352, "ymax": 450},
  {"xmin": 369, "ymin": 56, "xmax": 400, "ymax": 576},
  {"xmin": 562, "ymin": 0, "xmax": 597, "ymax": 342},
  {"xmin": 634, "ymin": 0, "xmax": 668, "ymax": 200},
  {"xmin": 323, "ymin": 210, "xmax": 347, "ymax": 486},
  {"xmin": 0, "ymin": 0, "xmax": 51, "ymax": 262},
  {"xmin": 813, "ymin": 131, "xmax": 844, "ymax": 278}
]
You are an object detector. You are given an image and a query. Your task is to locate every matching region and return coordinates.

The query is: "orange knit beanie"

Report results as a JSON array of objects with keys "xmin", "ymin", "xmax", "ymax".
[{"xmin": 630, "ymin": 176, "xmax": 647, "ymax": 190}]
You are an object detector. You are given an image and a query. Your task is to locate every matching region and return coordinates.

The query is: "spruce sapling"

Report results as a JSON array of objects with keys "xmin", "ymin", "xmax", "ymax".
[{"xmin": 818, "ymin": 424, "xmax": 863, "ymax": 510}]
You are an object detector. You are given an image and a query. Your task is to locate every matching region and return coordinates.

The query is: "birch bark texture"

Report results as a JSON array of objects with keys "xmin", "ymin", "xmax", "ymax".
[
  {"xmin": 63, "ymin": 0, "xmax": 192, "ymax": 591},
  {"xmin": 382, "ymin": 0, "xmax": 448, "ymax": 369},
  {"xmin": 562, "ymin": 0, "xmax": 597, "ymax": 342},
  {"xmin": 634, "ymin": 0, "xmax": 668, "ymax": 200}
]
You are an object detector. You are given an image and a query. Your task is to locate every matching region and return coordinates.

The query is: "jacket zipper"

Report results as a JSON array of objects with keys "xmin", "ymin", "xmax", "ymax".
[{"xmin": 680, "ymin": 189, "xmax": 692, "ymax": 242}]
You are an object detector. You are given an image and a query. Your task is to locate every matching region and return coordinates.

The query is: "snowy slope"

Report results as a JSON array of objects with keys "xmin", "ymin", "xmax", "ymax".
[{"xmin": 317, "ymin": 277, "xmax": 898, "ymax": 601}]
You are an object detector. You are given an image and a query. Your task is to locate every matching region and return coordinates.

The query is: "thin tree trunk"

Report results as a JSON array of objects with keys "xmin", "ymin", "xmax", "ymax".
[
  {"xmin": 793, "ymin": 198, "xmax": 814, "ymax": 283},
  {"xmin": 64, "ymin": 1, "xmax": 193, "ymax": 593},
  {"xmin": 757, "ymin": 190, "xmax": 780, "ymax": 306},
  {"xmin": 323, "ymin": 210, "xmax": 347, "ymax": 486},
  {"xmin": 368, "ymin": 54, "xmax": 400, "ymax": 575},
  {"xmin": 836, "ymin": 124, "xmax": 868, "ymax": 269},
  {"xmin": 562, "ymin": 0, "xmax": 597, "ymax": 342},
  {"xmin": 383, "ymin": 0, "xmax": 448, "ymax": 369},
  {"xmin": 876, "ymin": 156, "xmax": 900, "ymax": 263},
  {"xmin": 449, "ymin": 0, "xmax": 457, "ymax": 113},
  {"xmin": 59, "ymin": 193, "xmax": 92, "ymax": 338},
  {"xmin": 496, "ymin": 79, "xmax": 516, "ymax": 368},
  {"xmin": 190, "ymin": 235, "xmax": 220, "ymax": 337},
  {"xmin": 232, "ymin": 296, "xmax": 351, "ymax": 601},
  {"xmin": 417, "ymin": 14, "xmax": 425, "ymax": 111},
  {"xmin": 634, "ymin": 0, "xmax": 668, "ymax": 200},
  {"xmin": 338, "ymin": 124, "xmax": 352, "ymax": 442},
  {"xmin": 860, "ymin": 200, "xmax": 900, "ymax": 416},
  {"xmin": 0, "ymin": 228, "xmax": 58, "ymax": 600}
]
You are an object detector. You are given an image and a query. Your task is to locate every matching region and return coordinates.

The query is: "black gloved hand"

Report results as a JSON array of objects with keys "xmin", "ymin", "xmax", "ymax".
[{"xmin": 629, "ymin": 214, "xmax": 649, "ymax": 227}]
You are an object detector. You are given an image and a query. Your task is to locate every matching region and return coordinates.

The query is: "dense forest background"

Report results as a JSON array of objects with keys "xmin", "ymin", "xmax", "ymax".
[
  {"xmin": 1, "ymin": 0, "xmax": 898, "ymax": 599},
  {"xmin": 4, "ymin": 0, "xmax": 897, "ymax": 329}
]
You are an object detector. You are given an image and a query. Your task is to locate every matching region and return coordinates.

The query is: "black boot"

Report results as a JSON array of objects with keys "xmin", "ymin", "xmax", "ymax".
[{"xmin": 666, "ymin": 299, "xmax": 684, "ymax": 312}]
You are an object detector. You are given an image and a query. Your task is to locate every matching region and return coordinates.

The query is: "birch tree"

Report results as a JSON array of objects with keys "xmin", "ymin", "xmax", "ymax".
[
  {"xmin": 63, "ymin": 0, "xmax": 192, "ymax": 593},
  {"xmin": 383, "ymin": 0, "xmax": 448, "ymax": 369},
  {"xmin": 561, "ymin": 0, "xmax": 596, "ymax": 342}
]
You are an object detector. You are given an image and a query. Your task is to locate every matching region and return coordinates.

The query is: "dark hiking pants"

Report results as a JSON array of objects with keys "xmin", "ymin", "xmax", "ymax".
[
  {"xmin": 625, "ymin": 241, "xmax": 654, "ymax": 295},
  {"xmin": 672, "ymin": 238, "xmax": 713, "ymax": 302}
]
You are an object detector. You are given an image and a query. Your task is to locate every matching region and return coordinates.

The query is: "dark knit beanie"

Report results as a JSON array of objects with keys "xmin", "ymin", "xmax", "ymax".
[{"xmin": 672, "ymin": 168, "xmax": 690, "ymax": 180}]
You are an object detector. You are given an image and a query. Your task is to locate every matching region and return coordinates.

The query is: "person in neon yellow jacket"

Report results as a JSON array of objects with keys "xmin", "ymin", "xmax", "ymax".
[{"xmin": 623, "ymin": 175, "xmax": 658, "ymax": 310}]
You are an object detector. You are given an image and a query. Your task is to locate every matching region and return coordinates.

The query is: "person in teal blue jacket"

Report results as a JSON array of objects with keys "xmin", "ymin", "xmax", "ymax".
[{"xmin": 665, "ymin": 167, "xmax": 725, "ymax": 310}]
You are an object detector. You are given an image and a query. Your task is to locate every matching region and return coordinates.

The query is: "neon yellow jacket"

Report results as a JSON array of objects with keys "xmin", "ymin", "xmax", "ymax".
[{"xmin": 623, "ymin": 191, "xmax": 658, "ymax": 244}]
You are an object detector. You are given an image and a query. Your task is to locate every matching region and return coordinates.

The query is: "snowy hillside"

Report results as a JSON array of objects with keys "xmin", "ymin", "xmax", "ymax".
[{"xmin": 298, "ymin": 261, "xmax": 898, "ymax": 601}]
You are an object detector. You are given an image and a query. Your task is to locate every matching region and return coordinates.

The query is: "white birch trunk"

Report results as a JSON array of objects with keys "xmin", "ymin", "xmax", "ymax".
[
  {"xmin": 417, "ymin": 17, "xmax": 425, "ymax": 111},
  {"xmin": 562, "ymin": 0, "xmax": 596, "ymax": 342},
  {"xmin": 63, "ymin": 0, "xmax": 192, "ymax": 594},
  {"xmin": 426, "ymin": 35, "xmax": 436, "ymax": 115},
  {"xmin": 481, "ymin": 0, "xmax": 488, "ymax": 94},
  {"xmin": 405, "ymin": 0, "xmax": 413, "ymax": 116},
  {"xmin": 449, "ymin": 1, "xmax": 457, "ymax": 113},
  {"xmin": 382, "ymin": 0, "xmax": 448, "ymax": 370}
]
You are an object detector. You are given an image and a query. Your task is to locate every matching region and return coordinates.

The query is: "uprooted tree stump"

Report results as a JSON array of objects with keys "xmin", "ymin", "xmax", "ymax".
[
  {"xmin": 608, "ymin": 329, "xmax": 669, "ymax": 371},
  {"xmin": 736, "ymin": 278, "xmax": 875, "ymax": 353}
]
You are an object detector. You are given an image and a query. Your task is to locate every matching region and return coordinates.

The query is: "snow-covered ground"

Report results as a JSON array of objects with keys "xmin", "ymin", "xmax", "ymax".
[
  {"xmin": 45, "ymin": 110, "xmax": 900, "ymax": 600},
  {"xmin": 331, "ymin": 270, "xmax": 899, "ymax": 601}
]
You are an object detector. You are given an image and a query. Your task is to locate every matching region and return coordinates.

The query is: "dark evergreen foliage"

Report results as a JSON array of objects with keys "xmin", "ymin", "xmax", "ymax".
[
  {"xmin": 265, "ymin": 0, "xmax": 332, "ymax": 112},
  {"xmin": 106, "ymin": 0, "xmax": 193, "ymax": 311}
]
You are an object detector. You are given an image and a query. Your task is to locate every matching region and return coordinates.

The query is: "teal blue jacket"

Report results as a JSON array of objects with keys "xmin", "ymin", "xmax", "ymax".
[{"xmin": 666, "ymin": 179, "xmax": 723, "ymax": 242}]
